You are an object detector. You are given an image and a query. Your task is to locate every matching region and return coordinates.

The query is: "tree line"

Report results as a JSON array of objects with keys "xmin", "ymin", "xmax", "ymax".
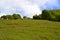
[
  {"xmin": 0, "ymin": 14, "xmax": 21, "ymax": 20},
  {"xmin": 0, "ymin": 10, "xmax": 60, "ymax": 21},
  {"xmin": 0, "ymin": 14, "xmax": 31, "ymax": 20},
  {"xmin": 33, "ymin": 10, "xmax": 60, "ymax": 21}
]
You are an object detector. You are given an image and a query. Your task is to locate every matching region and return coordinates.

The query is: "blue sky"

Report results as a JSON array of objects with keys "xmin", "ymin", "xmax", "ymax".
[{"xmin": 0, "ymin": 0, "xmax": 60, "ymax": 18}]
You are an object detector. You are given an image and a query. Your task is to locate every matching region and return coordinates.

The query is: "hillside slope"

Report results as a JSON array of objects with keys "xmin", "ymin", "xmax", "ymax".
[{"xmin": 0, "ymin": 20, "xmax": 60, "ymax": 40}]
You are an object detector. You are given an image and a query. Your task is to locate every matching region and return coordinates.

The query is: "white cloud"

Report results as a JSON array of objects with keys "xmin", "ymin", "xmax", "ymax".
[
  {"xmin": 0, "ymin": 0, "xmax": 59, "ymax": 18},
  {"xmin": 0, "ymin": 13, "xmax": 7, "ymax": 17}
]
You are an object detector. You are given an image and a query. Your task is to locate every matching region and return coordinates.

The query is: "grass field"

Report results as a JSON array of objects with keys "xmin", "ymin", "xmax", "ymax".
[{"xmin": 0, "ymin": 19, "xmax": 60, "ymax": 40}]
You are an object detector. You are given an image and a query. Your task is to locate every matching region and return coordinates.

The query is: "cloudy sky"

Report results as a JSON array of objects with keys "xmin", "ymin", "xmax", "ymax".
[{"xmin": 0, "ymin": 0, "xmax": 60, "ymax": 18}]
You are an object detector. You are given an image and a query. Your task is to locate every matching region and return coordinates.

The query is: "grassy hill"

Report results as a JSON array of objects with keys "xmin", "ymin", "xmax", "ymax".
[{"xmin": 0, "ymin": 19, "xmax": 60, "ymax": 40}]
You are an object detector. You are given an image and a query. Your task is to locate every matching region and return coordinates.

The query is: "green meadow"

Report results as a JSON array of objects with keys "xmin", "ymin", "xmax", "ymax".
[{"xmin": 0, "ymin": 19, "xmax": 60, "ymax": 40}]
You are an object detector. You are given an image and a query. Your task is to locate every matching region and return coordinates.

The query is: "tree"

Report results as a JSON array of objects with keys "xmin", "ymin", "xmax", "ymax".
[
  {"xmin": 55, "ymin": 15, "xmax": 60, "ymax": 21},
  {"xmin": 1, "ymin": 14, "xmax": 21, "ymax": 20},
  {"xmin": 33, "ymin": 15, "xmax": 38, "ymax": 19},
  {"xmin": 33, "ymin": 10, "xmax": 60, "ymax": 21},
  {"xmin": 1, "ymin": 15, "xmax": 7, "ymax": 19},
  {"xmin": 23, "ymin": 16, "xmax": 27, "ymax": 19},
  {"xmin": 12, "ymin": 14, "xmax": 21, "ymax": 19},
  {"xmin": 41, "ymin": 10, "xmax": 50, "ymax": 20},
  {"xmin": 38, "ymin": 14, "xmax": 42, "ymax": 19},
  {"xmin": 6, "ymin": 15, "xmax": 13, "ymax": 19},
  {"xmin": 41, "ymin": 10, "xmax": 56, "ymax": 20}
]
